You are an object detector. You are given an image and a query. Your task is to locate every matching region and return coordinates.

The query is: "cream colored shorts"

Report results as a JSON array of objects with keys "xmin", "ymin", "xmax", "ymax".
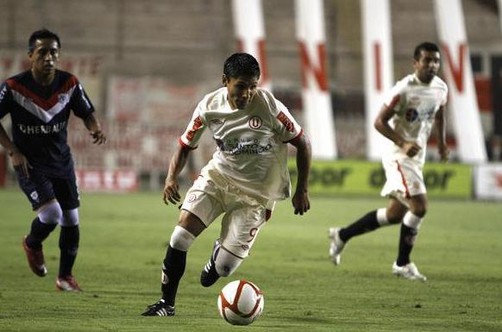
[
  {"xmin": 181, "ymin": 168, "xmax": 268, "ymax": 258},
  {"xmin": 380, "ymin": 158, "xmax": 426, "ymax": 203}
]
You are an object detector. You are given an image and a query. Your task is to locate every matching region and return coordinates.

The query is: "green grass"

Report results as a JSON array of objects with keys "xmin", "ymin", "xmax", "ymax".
[{"xmin": 0, "ymin": 189, "xmax": 501, "ymax": 331}]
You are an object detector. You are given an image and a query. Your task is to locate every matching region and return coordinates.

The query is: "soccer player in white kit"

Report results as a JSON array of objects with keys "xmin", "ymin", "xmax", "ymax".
[
  {"xmin": 328, "ymin": 42, "xmax": 449, "ymax": 281},
  {"xmin": 142, "ymin": 53, "xmax": 311, "ymax": 316}
]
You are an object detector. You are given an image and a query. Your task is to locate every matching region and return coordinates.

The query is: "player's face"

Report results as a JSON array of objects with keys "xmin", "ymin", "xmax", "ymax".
[
  {"xmin": 223, "ymin": 75, "xmax": 259, "ymax": 110},
  {"xmin": 29, "ymin": 38, "xmax": 60, "ymax": 78},
  {"xmin": 414, "ymin": 50, "xmax": 440, "ymax": 84}
]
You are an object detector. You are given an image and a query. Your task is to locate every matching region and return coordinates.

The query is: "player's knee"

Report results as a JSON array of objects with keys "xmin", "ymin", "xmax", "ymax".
[
  {"xmin": 61, "ymin": 209, "xmax": 79, "ymax": 227},
  {"xmin": 169, "ymin": 225, "xmax": 196, "ymax": 251},
  {"xmin": 215, "ymin": 249, "xmax": 243, "ymax": 277},
  {"xmin": 411, "ymin": 207, "xmax": 427, "ymax": 218},
  {"xmin": 38, "ymin": 201, "xmax": 63, "ymax": 225}
]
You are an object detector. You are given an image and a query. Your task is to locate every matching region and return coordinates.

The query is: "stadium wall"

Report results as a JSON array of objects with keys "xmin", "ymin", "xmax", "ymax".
[{"xmin": 0, "ymin": 0, "xmax": 501, "ymax": 198}]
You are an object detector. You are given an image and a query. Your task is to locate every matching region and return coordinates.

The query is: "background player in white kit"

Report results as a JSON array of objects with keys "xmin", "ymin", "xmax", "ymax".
[
  {"xmin": 142, "ymin": 53, "xmax": 311, "ymax": 316},
  {"xmin": 328, "ymin": 42, "xmax": 449, "ymax": 281}
]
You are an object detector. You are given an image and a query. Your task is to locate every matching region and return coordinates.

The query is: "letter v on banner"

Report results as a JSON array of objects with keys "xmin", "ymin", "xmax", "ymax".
[
  {"xmin": 295, "ymin": 0, "xmax": 337, "ymax": 159},
  {"xmin": 433, "ymin": 0, "xmax": 487, "ymax": 163}
]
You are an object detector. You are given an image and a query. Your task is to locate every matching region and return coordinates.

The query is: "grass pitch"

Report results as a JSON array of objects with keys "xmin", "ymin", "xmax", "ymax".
[{"xmin": 0, "ymin": 189, "xmax": 501, "ymax": 331}]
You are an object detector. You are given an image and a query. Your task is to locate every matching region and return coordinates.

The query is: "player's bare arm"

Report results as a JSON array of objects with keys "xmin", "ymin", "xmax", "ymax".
[
  {"xmin": 289, "ymin": 133, "xmax": 312, "ymax": 215},
  {"xmin": 434, "ymin": 105, "xmax": 449, "ymax": 162},
  {"xmin": 0, "ymin": 123, "xmax": 31, "ymax": 176},
  {"xmin": 163, "ymin": 144, "xmax": 192, "ymax": 205},
  {"xmin": 374, "ymin": 104, "xmax": 421, "ymax": 157},
  {"xmin": 83, "ymin": 114, "xmax": 107, "ymax": 145}
]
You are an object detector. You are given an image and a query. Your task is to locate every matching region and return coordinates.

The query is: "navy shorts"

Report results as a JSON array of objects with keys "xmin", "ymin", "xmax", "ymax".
[{"xmin": 15, "ymin": 168, "xmax": 80, "ymax": 211}]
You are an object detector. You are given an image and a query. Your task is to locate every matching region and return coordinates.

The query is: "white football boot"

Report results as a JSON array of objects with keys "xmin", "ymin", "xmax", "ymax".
[
  {"xmin": 392, "ymin": 262, "xmax": 427, "ymax": 281},
  {"xmin": 328, "ymin": 227, "xmax": 345, "ymax": 266}
]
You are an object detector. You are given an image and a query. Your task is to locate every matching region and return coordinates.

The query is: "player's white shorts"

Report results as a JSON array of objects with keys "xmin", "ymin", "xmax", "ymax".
[
  {"xmin": 380, "ymin": 157, "xmax": 426, "ymax": 203},
  {"xmin": 181, "ymin": 167, "xmax": 269, "ymax": 259}
]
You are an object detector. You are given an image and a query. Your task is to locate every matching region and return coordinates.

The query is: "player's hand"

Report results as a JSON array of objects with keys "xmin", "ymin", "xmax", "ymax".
[
  {"xmin": 163, "ymin": 178, "xmax": 181, "ymax": 205},
  {"xmin": 11, "ymin": 151, "xmax": 31, "ymax": 177},
  {"xmin": 401, "ymin": 141, "xmax": 421, "ymax": 158},
  {"xmin": 292, "ymin": 190, "xmax": 310, "ymax": 215},
  {"xmin": 90, "ymin": 130, "xmax": 107, "ymax": 145},
  {"xmin": 438, "ymin": 145, "xmax": 450, "ymax": 163}
]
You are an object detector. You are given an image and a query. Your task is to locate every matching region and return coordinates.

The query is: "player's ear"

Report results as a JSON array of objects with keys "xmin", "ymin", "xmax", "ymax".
[{"xmin": 222, "ymin": 74, "xmax": 228, "ymax": 86}]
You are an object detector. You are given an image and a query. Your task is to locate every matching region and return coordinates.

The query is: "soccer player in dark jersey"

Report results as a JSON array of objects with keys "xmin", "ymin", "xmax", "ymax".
[{"xmin": 0, "ymin": 29, "xmax": 107, "ymax": 291}]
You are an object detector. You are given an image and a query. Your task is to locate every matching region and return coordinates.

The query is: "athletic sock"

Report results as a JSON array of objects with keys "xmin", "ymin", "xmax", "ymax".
[
  {"xmin": 161, "ymin": 245, "xmax": 187, "ymax": 306},
  {"xmin": 26, "ymin": 217, "xmax": 57, "ymax": 249},
  {"xmin": 58, "ymin": 225, "xmax": 80, "ymax": 277},
  {"xmin": 339, "ymin": 210, "xmax": 380, "ymax": 242},
  {"xmin": 396, "ymin": 223, "xmax": 418, "ymax": 266}
]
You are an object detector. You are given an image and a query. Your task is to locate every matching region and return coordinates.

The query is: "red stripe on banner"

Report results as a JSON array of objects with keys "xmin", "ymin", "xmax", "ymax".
[
  {"xmin": 373, "ymin": 42, "xmax": 382, "ymax": 91},
  {"xmin": 298, "ymin": 42, "xmax": 328, "ymax": 91},
  {"xmin": 258, "ymin": 39, "xmax": 269, "ymax": 86},
  {"xmin": 442, "ymin": 43, "xmax": 466, "ymax": 93}
]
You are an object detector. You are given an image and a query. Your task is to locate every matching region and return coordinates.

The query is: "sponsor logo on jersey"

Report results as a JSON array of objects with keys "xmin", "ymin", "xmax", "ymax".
[
  {"xmin": 186, "ymin": 116, "xmax": 203, "ymax": 141},
  {"xmin": 17, "ymin": 121, "xmax": 67, "ymax": 135},
  {"xmin": 216, "ymin": 138, "xmax": 272, "ymax": 155},
  {"xmin": 405, "ymin": 108, "xmax": 418, "ymax": 122},
  {"xmin": 276, "ymin": 111, "xmax": 295, "ymax": 133}
]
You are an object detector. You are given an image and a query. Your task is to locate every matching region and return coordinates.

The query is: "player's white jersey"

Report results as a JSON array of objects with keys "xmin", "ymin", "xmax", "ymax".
[
  {"xmin": 383, "ymin": 74, "xmax": 448, "ymax": 165},
  {"xmin": 179, "ymin": 87, "xmax": 303, "ymax": 202}
]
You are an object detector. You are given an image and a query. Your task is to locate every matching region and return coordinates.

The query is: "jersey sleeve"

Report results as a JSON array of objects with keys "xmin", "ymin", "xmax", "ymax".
[
  {"xmin": 383, "ymin": 77, "xmax": 408, "ymax": 112},
  {"xmin": 272, "ymin": 96, "xmax": 302, "ymax": 143},
  {"xmin": 179, "ymin": 101, "xmax": 207, "ymax": 149},
  {"xmin": 0, "ymin": 82, "xmax": 12, "ymax": 119},
  {"xmin": 69, "ymin": 76, "xmax": 95, "ymax": 119}
]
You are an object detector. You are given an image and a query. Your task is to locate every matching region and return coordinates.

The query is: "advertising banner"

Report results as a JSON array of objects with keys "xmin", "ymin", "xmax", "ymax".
[
  {"xmin": 474, "ymin": 163, "xmax": 502, "ymax": 200},
  {"xmin": 289, "ymin": 159, "xmax": 472, "ymax": 199}
]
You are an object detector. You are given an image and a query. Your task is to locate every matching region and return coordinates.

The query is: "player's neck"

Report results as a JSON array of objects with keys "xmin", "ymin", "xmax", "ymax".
[{"xmin": 31, "ymin": 69, "xmax": 55, "ymax": 86}]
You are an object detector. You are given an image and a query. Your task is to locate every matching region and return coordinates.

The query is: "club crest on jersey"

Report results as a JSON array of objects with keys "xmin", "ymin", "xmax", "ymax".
[
  {"xmin": 58, "ymin": 93, "xmax": 69, "ymax": 105},
  {"xmin": 187, "ymin": 193, "xmax": 197, "ymax": 203},
  {"xmin": 248, "ymin": 116, "xmax": 262, "ymax": 129}
]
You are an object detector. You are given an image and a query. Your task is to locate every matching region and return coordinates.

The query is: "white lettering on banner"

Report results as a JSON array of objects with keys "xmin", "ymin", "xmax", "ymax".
[
  {"xmin": 433, "ymin": 0, "xmax": 487, "ymax": 163},
  {"xmin": 75, "ymin": 170, "xmax": 138, "ymax": 192}
]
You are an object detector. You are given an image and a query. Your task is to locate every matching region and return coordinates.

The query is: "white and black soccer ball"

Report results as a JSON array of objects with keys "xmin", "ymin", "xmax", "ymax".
[{"xmin": 217, "ymin": 279, "xmax": 264, "ymax": 325}]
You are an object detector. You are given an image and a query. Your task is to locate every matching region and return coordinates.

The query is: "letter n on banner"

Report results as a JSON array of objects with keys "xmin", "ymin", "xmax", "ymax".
[{"xmin": 295, "ymin": 0, "xmax": 337, "ymax": 159}]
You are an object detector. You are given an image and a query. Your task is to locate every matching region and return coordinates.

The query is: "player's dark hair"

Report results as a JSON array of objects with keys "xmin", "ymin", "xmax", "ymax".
[
  {"xmin": 223, "ymin": 53, "xmax": 260, "ymax": 79},
  {"xmin": 413, "ymin": 42, "xmax": 440, "ymax": 60},
  {"xmin": 28, "ymin": 29, "xmax": 61, "ymax": 52}
]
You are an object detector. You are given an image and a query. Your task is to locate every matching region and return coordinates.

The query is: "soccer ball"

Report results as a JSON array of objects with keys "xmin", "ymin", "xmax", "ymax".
[{"xmin": 217, "ymin": 279, "xmax": 264, "ymax": 325}]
